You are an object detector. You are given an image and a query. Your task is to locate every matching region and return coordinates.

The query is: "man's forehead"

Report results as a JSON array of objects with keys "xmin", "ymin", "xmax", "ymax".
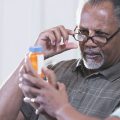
[
  {"xmin": 77, "ymin": 1, "xmax": 116, "ymax": 29},
  {"xmin": 82, "ymin": 1, "xmax": 114, "ymax": 15}
]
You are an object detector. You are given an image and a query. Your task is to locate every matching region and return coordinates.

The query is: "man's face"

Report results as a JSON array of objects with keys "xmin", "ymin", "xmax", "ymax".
[{"xmin": 78, "ymin": 1, "xmax": 120, "ymax": 70}]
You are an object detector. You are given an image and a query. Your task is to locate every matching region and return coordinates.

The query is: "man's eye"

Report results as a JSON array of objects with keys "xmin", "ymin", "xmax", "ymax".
[
  {"xmin": 95, "ymin": 31, "xmax": 109, "ymax": 37},
  {"xmin": 96, "ymin": 34, "xmax": 108, "ymax": 38},
  {"xmin": 80, "ymin": 30, "xmax": 89, "ymax": 35}
]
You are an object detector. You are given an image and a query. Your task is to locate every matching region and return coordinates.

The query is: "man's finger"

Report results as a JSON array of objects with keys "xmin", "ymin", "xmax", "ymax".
[
  {"xmin": 35, "ymin": 105, "xmax": 44, "ymax": 115},
  {"xmin": 42, "ymin": 67, "xmax": 57, "ymax": 88},
  {"xmin": 24, "ymin": 97, "xmax": 41, "ymax": 110},
  {"xmin": 22, "ymin": 74, "xmax": 47, "ymax": 89}
]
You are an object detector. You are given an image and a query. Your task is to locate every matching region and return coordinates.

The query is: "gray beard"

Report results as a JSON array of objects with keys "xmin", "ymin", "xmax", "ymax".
[
  {"xmin": 81, "ymin": 48, "xmax": 105, "ymax": 70},
  {"xmin": 83, "ymin": 57, "xmax": 104, "ymax": 70}
]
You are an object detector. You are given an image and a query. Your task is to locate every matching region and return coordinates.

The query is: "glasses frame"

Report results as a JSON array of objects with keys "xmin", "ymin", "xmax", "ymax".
[{"xmin": 73, "ymin": 26, "xmax": 120, "ymax": 46}]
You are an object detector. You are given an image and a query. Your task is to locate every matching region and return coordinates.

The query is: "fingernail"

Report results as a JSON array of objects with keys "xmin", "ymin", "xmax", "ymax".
[
  {"xmin": 23, "ymin": 74, "xmax": 27, "ymax": 78},
  {"xmin": 24, "ymin": 97, "xmax": 31, "ymax": 102},
  {"xmin": 19, "ymin": 83, "xmax": 22, "ymax": 88},
  {"xmin": 31, "ymin": 98, "xmax": 35, "ymax": 103},
  {"xmin": 35, "ymin": 109, "xmax": 39, "ymax": 115},
  {"xmin": 19, "ymin": 77, "xmax": 23, "ymax": 82}
]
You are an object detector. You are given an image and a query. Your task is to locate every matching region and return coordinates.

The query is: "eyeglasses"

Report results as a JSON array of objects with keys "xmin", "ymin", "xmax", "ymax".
[{"xmin": 73, "ymin": 27, "xmax": 120, "ymax": 47}]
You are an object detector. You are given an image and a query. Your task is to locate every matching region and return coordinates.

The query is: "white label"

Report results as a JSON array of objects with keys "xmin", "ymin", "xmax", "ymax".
[{"xmin": 37, "ymin": 54, "xmax": 44, "ymax": 74}]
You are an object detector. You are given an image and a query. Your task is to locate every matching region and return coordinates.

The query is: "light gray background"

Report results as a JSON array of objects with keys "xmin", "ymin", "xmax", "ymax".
[{"xmin": 0, "ymin": 0, "xmax": 80, "ymax": 85}]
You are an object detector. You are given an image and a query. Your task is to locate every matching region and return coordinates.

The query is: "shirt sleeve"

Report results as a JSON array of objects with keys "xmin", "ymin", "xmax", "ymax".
[
  {"xmin": 20, "ymin": 101, "xmax": 39, "ymax": 120},
  {"xmin": 110, "ymin": 108, "xmax": 120, "ymax": 118}
]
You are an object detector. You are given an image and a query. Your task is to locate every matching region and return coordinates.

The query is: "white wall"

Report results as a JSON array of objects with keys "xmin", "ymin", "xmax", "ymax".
[
  {"xmin": 0, "ymin": 0, "xmax": 79, "ymax": 85},
  {"xmin": 0, "ymin": 0, "xmax": 3, "ymax": 83},
  {"xmin": 0, "ymin": 0, "xmax": 42, "ymax": 85}
]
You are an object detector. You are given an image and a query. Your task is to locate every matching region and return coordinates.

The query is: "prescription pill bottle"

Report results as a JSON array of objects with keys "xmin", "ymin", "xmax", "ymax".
[{"xmin": 29, "ymin": 46, "xmax": 45, "ymax": 79}]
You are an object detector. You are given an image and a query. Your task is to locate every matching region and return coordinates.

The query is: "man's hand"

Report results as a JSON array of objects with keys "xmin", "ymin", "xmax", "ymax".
[
  {"xmin": 19, "ymin": 73, "xmax": 69, "ymax": 117},
  {"xmin": 19, "ymin": 57, "xmax": 70, "ymax": 117},
  {"xmin": 19, "ymin": 57, "xmax": 58, "ymax": 112},
  {"xmin": 35, "ymin": 25, "xmax": 78, "ymax": 58},
  {"xmin": 31, "ymin": 82, "xmax": 69, "ymax": 117}
]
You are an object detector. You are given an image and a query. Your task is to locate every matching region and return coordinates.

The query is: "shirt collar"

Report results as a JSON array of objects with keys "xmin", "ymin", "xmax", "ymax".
[
  {"xmin": 72, "ymin": 59, "xmax": 82, "ymax": 72},
  {"xmin": 72, "ymin": 59, "xmax": 120, "ymax": 82},
  {"xmin": 100, "ymin": 62, "xmax": 120, "ymax": 82}
]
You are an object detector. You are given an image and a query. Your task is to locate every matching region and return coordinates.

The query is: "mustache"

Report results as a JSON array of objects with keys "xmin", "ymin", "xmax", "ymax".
[{"xmin": 83, "ymin": 48, "xmax": 103, "ymax": 54}]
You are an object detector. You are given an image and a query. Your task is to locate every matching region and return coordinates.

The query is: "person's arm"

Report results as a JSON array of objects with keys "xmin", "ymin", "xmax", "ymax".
[
  {"xmin": 18, "ymin": 25, "xmax": 77, "ymax": 114},
  {"xmin": 55, "ymin": 103, "xmax": 99, "ymax": 120},
  {"xmin": 0, "ymin": 25, "xmax": 77, "ymax": 120},
  {"xmin": 52, "ymin": 104, "xmax": 120, "ymax": 120},
  {"xmin": 0, "ymin": 60, "xmax": 25, "ymax": 120}
]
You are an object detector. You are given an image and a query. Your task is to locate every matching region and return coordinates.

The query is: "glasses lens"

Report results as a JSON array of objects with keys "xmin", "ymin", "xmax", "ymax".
[
  {"xmin": 74, "ymin": 33, "xmax": 87, "ymax": 41},
  {"xmin": 93, "ymin": 36, "xmax": 107, "ymax": 44}
]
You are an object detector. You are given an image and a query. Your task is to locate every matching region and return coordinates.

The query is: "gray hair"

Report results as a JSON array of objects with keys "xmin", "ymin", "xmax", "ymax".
[{"xmin": 76, "ymin": 0, "xmax": 120, "ymax": 25}]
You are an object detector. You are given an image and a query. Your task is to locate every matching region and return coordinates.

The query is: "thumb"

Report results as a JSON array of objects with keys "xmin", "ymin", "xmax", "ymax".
[
  {"xmin": 42, "ymin": 67, "xmax": 57, "ymax": 88},
  {"xmin": 65, "ymin": 42, "xmax": 78, "ymax": 49},
  {"xmin": 59, "ymin": 42, "xmax": 78, "ymax": 52},
  {"xmin": 57, "ymin": 82, "xmax": 66, "ymax": 91}
]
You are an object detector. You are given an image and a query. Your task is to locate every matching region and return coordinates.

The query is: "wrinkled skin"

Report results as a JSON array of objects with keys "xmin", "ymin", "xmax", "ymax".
[{"xmin": 79, "ymin": 1, "xmax": 120, "ymax": 70}]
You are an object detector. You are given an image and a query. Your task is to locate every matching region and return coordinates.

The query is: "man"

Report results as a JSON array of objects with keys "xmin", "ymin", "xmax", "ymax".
[
  {"xmin": 0, "ymin": 0, "xmax": 120, "ymax": 120},
  {"xmin": 18, "ymin": 58, "xmax": 120, "ymax": 120}
]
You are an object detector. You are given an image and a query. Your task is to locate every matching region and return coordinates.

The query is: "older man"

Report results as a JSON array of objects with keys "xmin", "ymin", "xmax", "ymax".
[
  {"xmin": 0, "ymin": 0, "xmax": 120, "ymax": 120},
  {"xmin": 18, "ymin": 60, "xmax": 120, "ymax": 120}
]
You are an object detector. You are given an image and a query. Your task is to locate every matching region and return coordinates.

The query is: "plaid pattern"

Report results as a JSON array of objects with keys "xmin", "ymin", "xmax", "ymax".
[
  {"xmin": 21, "ymin": 59, "xmax": 120, "ymax": 120},
  {"xmin": 50, "ymin": 59, "xmax": 120, "ymax": 119}
]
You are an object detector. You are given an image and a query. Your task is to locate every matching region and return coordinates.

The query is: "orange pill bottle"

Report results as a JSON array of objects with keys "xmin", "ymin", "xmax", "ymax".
[{"xmin": 29, "ymin": 46, "xmax": 45, "ymax": 79}]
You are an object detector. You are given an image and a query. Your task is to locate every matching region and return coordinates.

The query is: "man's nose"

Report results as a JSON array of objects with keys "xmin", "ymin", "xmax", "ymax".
[
  {"xmin": 89, "ymin": 30, "xmax": 95, "ymax": 36},
  {"xmin": 84, "ymin": 38, "xmax": 97, "ymax": 47},
  {"xmin": 84, "ymin": 30, "xmax": 97, "ymax": 47}
]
